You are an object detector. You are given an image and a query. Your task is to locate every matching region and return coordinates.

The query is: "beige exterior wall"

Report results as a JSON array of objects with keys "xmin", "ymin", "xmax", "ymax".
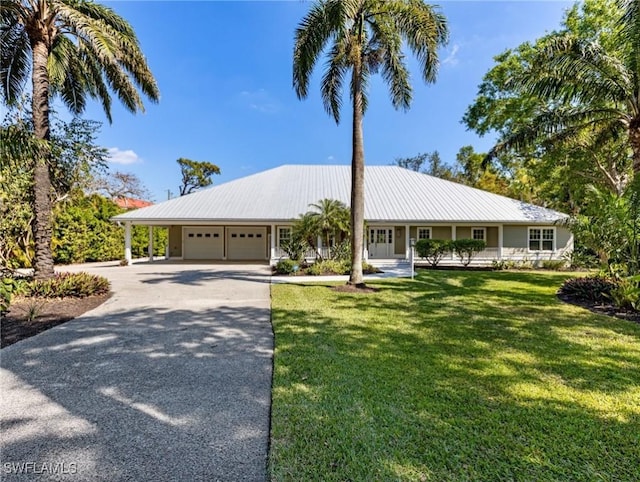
[
  {"xmin": 433, "ymin": 226, "xmax": 452, "ymax": 240},
  {"xmin": 395, "ymin": 226, "xmax": 406, "ymax": 255},
  {"xmin": 486, "ymin": 227, "xmax": 498, "ymax": 248},
  {"xmin": 168, "ymin": 225, "xmax": 182, "ymax": 257},
  {"xmin": 456, "ymin": 227, "xmax": 471, "ymax": 239},
  {"xmin": 503, "ymin": 225, "xmax": 528, "ymax": 249}
]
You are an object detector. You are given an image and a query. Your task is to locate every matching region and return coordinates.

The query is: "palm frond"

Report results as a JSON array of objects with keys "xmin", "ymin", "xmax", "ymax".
[
  {"xmin": 369, "ymin": 14, "xmax": 411, "ymax": 110},
  {"xmin": 486, "ymin": 105, "xmax": 627, "ymax": 165},
  {"xmin": 521, "ymin": 34, "xmax": 631, "ymax": 108},
  {"xmin": 294, "ymin": 0, "xmax": 348, "ymax": 100},
  {"xmin": 385, "ymin": 0, "xmax": 448, "ymax": 84},
  {"xmin": 0, "ymin": 21, "xmax": 30, "ymax": 105},
  {"xmin": 321, "ymin": 33, "xmax": 348, "ymax": 123}
]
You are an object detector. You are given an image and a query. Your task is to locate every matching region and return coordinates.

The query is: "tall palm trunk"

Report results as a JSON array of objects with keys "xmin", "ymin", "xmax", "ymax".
[
  {"xmin": 349, "ymin": 60, "xmax": 365, "ymax": 286},
  {"xmin": 630, "ymin": 117, "xmax": 640, "ymax": 175},
  {"xmin": 30, "ymin": 38, "xmax": 55, "ymax": 279}
]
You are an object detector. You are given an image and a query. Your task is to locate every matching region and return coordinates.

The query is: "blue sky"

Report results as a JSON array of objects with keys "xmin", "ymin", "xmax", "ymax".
[{"xmin": 79, "ymin": 1, "xmax": 573, "ymax": 201}]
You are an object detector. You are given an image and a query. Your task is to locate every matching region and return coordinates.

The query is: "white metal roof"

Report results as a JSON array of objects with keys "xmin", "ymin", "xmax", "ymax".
[{"xmin": 113, "ymin": 165, "xmax": 567, "ymax": 224}]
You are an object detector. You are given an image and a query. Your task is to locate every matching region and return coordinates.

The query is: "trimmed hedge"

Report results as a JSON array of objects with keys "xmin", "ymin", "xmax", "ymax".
[{"xmin": 415, "ymin": 239, "xmax": 452, "ymax": 266}]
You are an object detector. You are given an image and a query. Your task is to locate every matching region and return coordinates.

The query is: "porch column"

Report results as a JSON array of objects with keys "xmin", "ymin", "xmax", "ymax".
[
  {"xmin": 270, "ymin": 224, "xmax": 276, "ymax": 260},
  {"xmin": 405, "ymin": 224, "xmax": 411, "ymax": 260},
  {"xmin": 498, "ymin": 224, "xmax": 503, "ymax": 260},
  {"xmin": 451, "ymin": 225, "xmax": 457, "ymax": 260},
  {"xmin": 124, "ymin": 222, "xmax": 132, "ymax": 265},
  {"xmin": 148, "ymin": 226, "xmax": 154, "ymax": 262},
  {"xmin": 317, "ymin": 236, "xmax": 323, "ymax": 259},
  {"xmin": 363, "ymin": 228, "xmax": 368, "ymax": 261}
]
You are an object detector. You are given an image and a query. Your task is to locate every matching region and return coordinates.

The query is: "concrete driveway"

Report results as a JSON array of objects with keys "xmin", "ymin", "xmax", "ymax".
[{"xmin": 1, "ymin": 261, "xmax": 272, "ymax": 481}]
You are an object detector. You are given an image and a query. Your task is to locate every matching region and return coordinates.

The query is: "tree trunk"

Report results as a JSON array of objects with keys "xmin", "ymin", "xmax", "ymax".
[
  {"xmin": 31, "ymin": 39, "xmax": 55, "ymax": 279},
  {"xmin": 348, "ymin": 63, "xmax": 365, "ymax": 286},
  {"xmin": 630, "ymin": 117, "xmax": 640, "ymax": 176}
]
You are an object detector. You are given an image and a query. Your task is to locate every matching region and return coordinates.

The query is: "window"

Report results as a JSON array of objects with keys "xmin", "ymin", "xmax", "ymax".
[
  {"xmin": 188, "ymin": 233, "xmax": 194, "ymax": 238},
  {"xmin": 248, "ymin": 234, "xmax": 254, "ymax": 238},
  {"xmin": 418, "ymin": 228, "xmax": 431, "ymax": 240},
  {"xmin": 472, "ymin": 228, "xmax": 486, "ymax": 241},
  {"xmin": 196, "ymin": 233, "xmax": 202, "ymax": 238},
  {"xmin": 213, "ymin": 233, "xmax": 219, "ymax": 238},
  {"xmin": 529, "ymin": 227, "xmax": 554, "ymax": 251},
  {"xmin": 240, "ymin": 233, "xmax": 246, "ymax": 238},
  {"xmin": 256, "ymin": 233, "xmax": 262, "ymax": 238},
  {"xmin": 231, "ymin": 233, "xmax": 237, "ymax": 238},
  {"xmin": 278, "ymin": 228, "xmax": 291, "ymax": 246},
  {"xmin": 205, "ymin": 233, "xmax": 211, "ymax": 238}
]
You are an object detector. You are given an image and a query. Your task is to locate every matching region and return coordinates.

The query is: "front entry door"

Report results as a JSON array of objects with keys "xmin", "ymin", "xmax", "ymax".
[{"xmin": 368, "ymin": 228, "xmax": 393, "ymax": 258}]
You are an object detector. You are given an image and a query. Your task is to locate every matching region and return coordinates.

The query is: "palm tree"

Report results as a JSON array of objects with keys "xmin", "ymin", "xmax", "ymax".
[
  {"xmin": 487, "ymin": 0, "xmax": 640, "ymax": 177},
  {"xmin": 308, "ymin": 198, "xmax": 350, "ymax": 259},
  {"xmin": 293, "ymin": 0, "xmax": 448, "ymax": 286},
  {"xmin": 1, "ymin": 0, "xmax": 159, "ymax": 279}
]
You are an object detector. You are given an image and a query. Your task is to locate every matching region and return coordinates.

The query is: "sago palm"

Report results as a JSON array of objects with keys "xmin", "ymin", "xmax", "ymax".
[
  {"xmin": 293, "ymin": 0, "xmax": 448, "ymax": 285},
  {"xmin": 488, "ymin": 0, "xmax": 640, "ymax": 177},
  {"xmin": 1, "ymin": 0, "xmax": 159, "ymax": 279}
]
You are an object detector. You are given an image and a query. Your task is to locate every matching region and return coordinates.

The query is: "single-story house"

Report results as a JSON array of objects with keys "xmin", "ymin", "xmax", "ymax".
[{"xmin": 112, "ymin": 164, "xmax": 573, "ymax": 265}]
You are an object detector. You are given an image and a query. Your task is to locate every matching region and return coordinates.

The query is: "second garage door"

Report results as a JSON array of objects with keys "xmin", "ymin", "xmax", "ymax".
[{"xmin": 227, "ymin": 227, "xmax": 267, "ymax": 260}]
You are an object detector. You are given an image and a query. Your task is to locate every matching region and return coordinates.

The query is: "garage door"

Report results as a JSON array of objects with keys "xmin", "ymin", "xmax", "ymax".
[
  {"xmin": 227, "ymin": 227, "xmax": 267, "ymax": 260},
  {"xmin": 183, "ymin": 227, "xmax": 224, "ymax": 260}
]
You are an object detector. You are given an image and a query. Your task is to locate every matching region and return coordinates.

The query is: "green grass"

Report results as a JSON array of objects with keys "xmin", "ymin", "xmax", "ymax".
[{"xmin": 269, "ymin": 271, "xmax": 640, "ymax": 481}]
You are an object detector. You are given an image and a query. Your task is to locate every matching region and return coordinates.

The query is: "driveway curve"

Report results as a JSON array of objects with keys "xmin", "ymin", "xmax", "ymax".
[{"xmin": 1, "ymin": 261, "xmax": 272, "ymax": 481}]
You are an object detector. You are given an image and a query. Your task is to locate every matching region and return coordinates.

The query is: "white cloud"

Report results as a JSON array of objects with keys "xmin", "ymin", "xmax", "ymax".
[
  {"xmin": 107, "ymin": 147, "xmax": 142, "ymax": 165},
  {"xmin": 443, "ymin": 44, "xmax": 460, "ymax": 66},
  {"xmin": 238, "ymin": 89, "xmax": 280, "ymax": 114}
]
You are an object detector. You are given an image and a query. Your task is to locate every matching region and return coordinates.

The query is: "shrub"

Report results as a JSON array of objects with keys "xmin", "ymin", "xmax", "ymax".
[
  {"xmin": 331, "ymin": 239, "xmax": 351, "ymax": 262},
  {"xmin": 280, "ymin": 235, "xmax": 308, "ymax": 263},
  {"xmin": 609, "ymin": 276, "xmax": 640, "ymax": 311},
  {"xmin": 307, "ymin": 259, "xmax": 349, "ymax": 275},
  {"xmin": 275, "ymin": 259, "xmax": 298, "ymax": 275},
  {"xmin": 452, "ymin": 239, "xmax": 486, "ymax": 267},
  {"xmin": 26, "ymin": 272, "xmax": 110, "ymax": 298},
  {"xmin": 415, "ymin": 239, "xmax": 452, "ymax": 266},
  {"xmin": 558, "ymin": 276, "xmax": 618, "ymax": 303},
  {"xmin": 362, "ymin": 262, "xmax": 380, "ymax": 274},
  {"xmin": 541, "ymin": 260, "xmax": 567, "ymax": 271}
]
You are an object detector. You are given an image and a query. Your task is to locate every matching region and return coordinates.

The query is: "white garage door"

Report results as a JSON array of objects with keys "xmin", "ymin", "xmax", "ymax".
[
  {"xmin": 183, "ymin": 227, "xmax": 224, "ymax": 260},
  {"xmin": 227, "ymin": 227, "xmax": 267, "ymax": 260}
]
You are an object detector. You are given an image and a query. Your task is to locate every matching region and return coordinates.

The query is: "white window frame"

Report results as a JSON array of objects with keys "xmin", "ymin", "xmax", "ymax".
[
  {"xmin": 278, "ymin": 227, "xmax": 291, "ymax": 247},
  {"xmin": 471, "ymin": 227, "xmax": 486, "ymax": 242},
  {"xmin": 528, "ymin": 226, "xmax": 556, "ymax": 252},
  {"xmin": 417, "ymin": 227, "xmax": 432, "ymax": 240}
]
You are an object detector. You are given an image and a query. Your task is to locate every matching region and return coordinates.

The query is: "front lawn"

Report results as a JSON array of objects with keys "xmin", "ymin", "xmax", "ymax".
[{"xmin": 269, "ymin": 271, "xmax": 640, "ymax": 481}]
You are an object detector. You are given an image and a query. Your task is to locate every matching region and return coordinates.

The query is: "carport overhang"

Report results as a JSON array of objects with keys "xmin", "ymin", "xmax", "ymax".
[{"xmin": 111, "ymin": 217, "xmax": 296, "ymax": 265}]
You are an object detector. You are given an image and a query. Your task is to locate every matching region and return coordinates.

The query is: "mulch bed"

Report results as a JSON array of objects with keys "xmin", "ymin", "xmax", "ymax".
[
  {"xmin": 558, "ymin": 293, "xmax": 640, "ymax": 324},
  {"xmin": 1, "ymin": 293, "xmax": 111, "ymax": 348},
  {"xmin": 332, "ymin": 284, "xmax": 380, "ymax": 294}
]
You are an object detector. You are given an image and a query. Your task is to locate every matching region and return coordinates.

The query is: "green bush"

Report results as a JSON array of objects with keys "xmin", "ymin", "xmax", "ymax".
[
  {"xmin": 307, "ymin": 259, "xmax": 349, "ymax": 275},
  {"xmin": 275, "ymin": 259, "xmax": 299, "ymax": 275},
  {"xmin": 452, "ymin": 239, "xmax": 486, "ymax": 267},
  {"xmin": 415, "ymin": 239, "xmax": 452, "ymax": 266},
  {"xmin": 26, "ymin": 272, "xmax": 110, "ymax": 298},
  {"xmin": 558, "ymin": 276, "xmax": 618, "ymax": 303},
  {"xmin": 609, "ymin": 276, "xmax": 640, "ymax": 311},
  {"xmin": 541, "ymin": 260, "xmax": 567, "ymax": 271},
  {"xmin": 492, "ymin": 259, "xmax": 535, "ymax": 270}
]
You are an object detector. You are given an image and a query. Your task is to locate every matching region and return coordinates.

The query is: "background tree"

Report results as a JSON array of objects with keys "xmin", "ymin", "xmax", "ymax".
[
  {"xmin": 1, "ymin": 0, "xmax": 159, "ymax": 279},
  {"xmin": 177, "ymin": 158, "xmax": 221, "ymax": 196},
  {"xmin": 464, "ymin": 0, "xmax": 634, "ymax": 214},
  {"xmin": 394, "ymin": 150, "xmax": 456, "ymax": 180},
  {"xmin": 294, "ymin": 0, "xmax": 448, "ymax": 286},
  {"xmin": 91, "ymin": 171, "xmax": 151, "ymax": 201}
]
